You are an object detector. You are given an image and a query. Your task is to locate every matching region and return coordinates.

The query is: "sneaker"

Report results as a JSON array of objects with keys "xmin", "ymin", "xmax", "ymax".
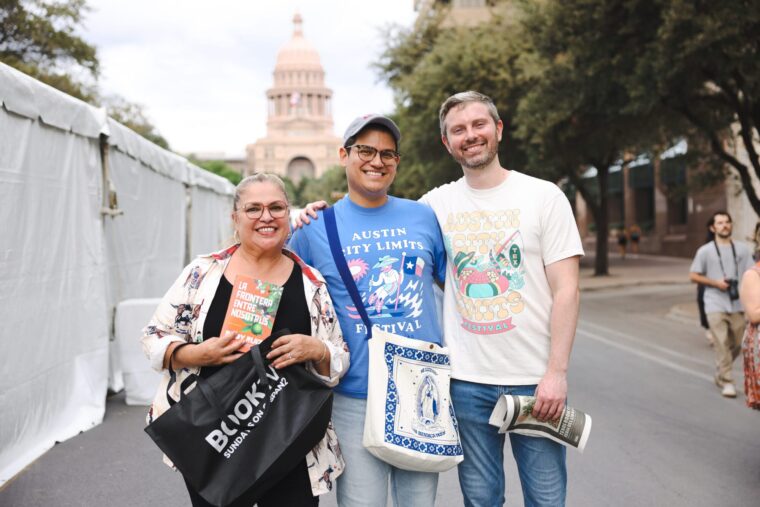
[{"xmin": 721, "ymin": 383, "xmax": 737, "ymax": 398}]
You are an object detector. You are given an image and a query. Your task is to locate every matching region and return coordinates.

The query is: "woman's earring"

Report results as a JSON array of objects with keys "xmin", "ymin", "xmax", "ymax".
[{"xmin": 234, "ymin": 230, "xmax": 240, "ymax": 243}]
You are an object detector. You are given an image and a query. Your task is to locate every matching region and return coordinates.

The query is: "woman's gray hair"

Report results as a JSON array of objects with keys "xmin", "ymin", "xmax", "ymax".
[
  {"xmin": 233, "ymin": 173, "xmax": 290, "ymax": 210},
  {"xmin": 439, "ymin": 91, "xmax": 501, "ymax": 137}
]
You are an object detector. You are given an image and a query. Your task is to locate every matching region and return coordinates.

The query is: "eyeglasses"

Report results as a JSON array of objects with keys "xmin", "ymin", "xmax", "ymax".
[
  {"xmin": 239, "ymin": 201, "xmax": 289, "ymax": 220},
  {"xmin": 346, "ymin": 144, "xmax": 400, "ymax": 164}
]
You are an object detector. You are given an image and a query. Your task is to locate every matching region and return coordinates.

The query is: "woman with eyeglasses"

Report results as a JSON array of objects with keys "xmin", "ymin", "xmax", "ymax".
[{"xmin": 142, "ymin": 173, "xmax": 349, "ymax": 506}]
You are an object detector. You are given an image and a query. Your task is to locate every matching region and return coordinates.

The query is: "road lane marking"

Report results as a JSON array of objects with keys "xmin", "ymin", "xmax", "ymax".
[
  {"xmin": 579, "ymin": 320, "xmax": 712, "ymax": 367},
  {"xmin": 576, "ymin": 328, "xmax": 714, "ymax": 382}
]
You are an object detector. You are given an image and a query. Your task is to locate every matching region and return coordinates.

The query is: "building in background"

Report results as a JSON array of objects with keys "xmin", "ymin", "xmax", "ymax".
[
  {"xmin": 570, "ymin": 143, "xmax": 732, "ymax": 257},
  {"xmin": 246, "ymin": 13, "xmax": 342, "ymax": 183}
]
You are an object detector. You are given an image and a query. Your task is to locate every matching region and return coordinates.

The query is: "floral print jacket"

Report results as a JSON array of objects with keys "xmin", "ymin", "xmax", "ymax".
[{"xmin": 141, "ymin": 244, "xmax": 349, "ymax": 496}]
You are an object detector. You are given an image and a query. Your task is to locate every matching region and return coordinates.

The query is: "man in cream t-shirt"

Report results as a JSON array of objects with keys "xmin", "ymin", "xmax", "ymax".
[{"xmin": 420, "ymin": 91, "xmax": 584, "ymax": 507}]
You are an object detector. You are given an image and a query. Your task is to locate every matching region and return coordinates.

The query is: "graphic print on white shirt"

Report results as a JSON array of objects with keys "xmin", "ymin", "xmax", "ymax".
[{"xmin": 443, "ymin": 208, "xmax": 526, "ymax": 335}]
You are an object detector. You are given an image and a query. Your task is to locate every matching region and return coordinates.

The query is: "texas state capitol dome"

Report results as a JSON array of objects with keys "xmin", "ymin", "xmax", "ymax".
[{"xmin": 246, "ymin": 13, "xmax": 342, "ymax": 182}]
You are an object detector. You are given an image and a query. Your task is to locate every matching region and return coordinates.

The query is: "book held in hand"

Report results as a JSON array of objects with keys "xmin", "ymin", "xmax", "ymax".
[
  {"xmin": 488, "ymin": 395, "xmax": 592, "ymax": 453},
  {"xmin": 220, "ymin": 275, "xmax": 283, "ymax": 352}
]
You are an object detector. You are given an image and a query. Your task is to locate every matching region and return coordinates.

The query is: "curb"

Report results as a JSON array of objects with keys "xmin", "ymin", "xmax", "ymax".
[{"xmin": 580, "ymin": 280, "xmax": 691, "ymax": 292}]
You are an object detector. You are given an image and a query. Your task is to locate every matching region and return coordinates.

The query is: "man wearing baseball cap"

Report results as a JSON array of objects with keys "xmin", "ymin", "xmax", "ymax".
[{"xmin": 289, "ymin": 114, "xmax": 446, "ymax": 506}]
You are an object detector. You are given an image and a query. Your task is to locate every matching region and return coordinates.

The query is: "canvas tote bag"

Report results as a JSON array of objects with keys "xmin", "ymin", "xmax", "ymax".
[
  {"xmin": 323, "ymin": 207, "xmax": 463, "ymax": 472},
  {"xmin": 144, "ymin": 330, "xmax": 333, "ymax": 506}
]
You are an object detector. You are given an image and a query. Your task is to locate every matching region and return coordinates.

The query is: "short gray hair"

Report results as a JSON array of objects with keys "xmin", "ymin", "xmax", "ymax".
[
  {"xmin": 439, "ymin": 91, "xmax": 501, "ymax": 137},
  {"xmin": 233, "ymin": 173, "xmax": 290, "ymax": 210}
]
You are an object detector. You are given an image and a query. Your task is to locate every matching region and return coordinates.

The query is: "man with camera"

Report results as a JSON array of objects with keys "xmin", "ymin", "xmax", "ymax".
[{"xmin": 690, "ymin": 211, "xmax": 754, "ymax": 398}]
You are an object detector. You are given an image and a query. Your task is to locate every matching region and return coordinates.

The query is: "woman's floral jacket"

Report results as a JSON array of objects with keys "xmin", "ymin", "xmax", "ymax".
[{"xmin": 141, "ymin": 244, "xmax": 349, "ymax": 496}]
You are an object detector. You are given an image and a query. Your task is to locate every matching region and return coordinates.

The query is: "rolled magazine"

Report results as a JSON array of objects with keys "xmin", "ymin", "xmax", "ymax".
[{"xmin": 488, "ymin": 395, "xmax": 592, "ymax": 453}]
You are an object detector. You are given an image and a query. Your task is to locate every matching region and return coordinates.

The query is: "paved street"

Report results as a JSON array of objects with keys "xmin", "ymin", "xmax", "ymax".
[{"xmin": 2, "ymin": 255, "xmax": 760, "ymax": 506}]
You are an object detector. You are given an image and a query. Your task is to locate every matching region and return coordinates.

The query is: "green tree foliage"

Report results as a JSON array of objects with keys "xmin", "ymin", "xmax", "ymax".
[
  {"xmin": 624, "ymin": 0, "xmax": 760, "ymax": 215},
  {"xmin": 0, "ymin": 0, "xmax": 98, "ymax": 100},
  {"xmin": 103, "ymin": 95, "xmax": 171, "ymax": 149},
  {"xmin": 297, "ymin": 166, "xmax": 347, "ymax": 207},
  {"xmin": 379, "ymin": 1, "xmax": 654, "ymax": 274},
  {"xmin": 279, "ymin": 175, "xmax": 302, "ymax": 206},
  {"xmin": 377, "ymin": 7, "xmax": 529, "ymax": 198},
  {"xmin": 0, "ymin": 0, "xmax": 171, "ymax": 149},
  {"xmin": 516, "ymin": 0, "xmax": 760, "ymax": 272},
  {"xmin": 514, "ymin": 0, "xmax": 674, "ymax": 275},
  {"xmin": 378, "ymin": 0, "xmax": 757, "ymax": 275},
  {"xmin": 191, "ymin": 159, "xmax": 242, "ymax": 185}
]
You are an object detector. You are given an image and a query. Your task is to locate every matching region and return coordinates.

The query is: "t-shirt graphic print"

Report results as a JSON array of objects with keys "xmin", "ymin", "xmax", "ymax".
[{"xmin": 445, "ymin": 209, "xmax": 526, "ymax": 336}]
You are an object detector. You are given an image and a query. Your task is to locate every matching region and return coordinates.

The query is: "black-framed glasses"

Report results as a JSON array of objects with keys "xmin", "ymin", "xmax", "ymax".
[
  {"xmin": 346, "ymin": 144, "xmax": 400, "ymax": 164},
  {"xmin": 239, "ymin": 201, "xmax": 289, "ymax": 220}
]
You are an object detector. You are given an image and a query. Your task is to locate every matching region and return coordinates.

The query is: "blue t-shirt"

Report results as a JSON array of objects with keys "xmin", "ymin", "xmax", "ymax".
[{"xmin": 289, "ymin": 195, "xmax": 447, "ymax": 398}]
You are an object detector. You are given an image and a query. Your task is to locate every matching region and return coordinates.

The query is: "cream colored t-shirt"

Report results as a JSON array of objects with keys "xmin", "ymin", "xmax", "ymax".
[{"xmin": 420, "ymin": 171, "xmax": 584, "ymax": 385}]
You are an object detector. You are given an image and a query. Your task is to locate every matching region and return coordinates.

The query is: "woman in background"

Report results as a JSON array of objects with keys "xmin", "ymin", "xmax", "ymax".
[{"xmin": 740, "ymin": 256, "xmax": 760, "ymax": 410}]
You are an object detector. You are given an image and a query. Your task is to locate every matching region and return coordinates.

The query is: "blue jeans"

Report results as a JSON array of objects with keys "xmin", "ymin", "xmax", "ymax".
[
  {"xmin": 451, "ymin": 380, "xmax": 567, "ymax": 507},
  {"xmin": 331, "ymin": 393, "xmax": 438, "ymax": 507}
]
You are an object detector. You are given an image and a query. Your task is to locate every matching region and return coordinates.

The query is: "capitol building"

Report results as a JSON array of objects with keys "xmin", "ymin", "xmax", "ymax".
[{"xmin": 245, "ymin": 14, "xmax": 342, "ymax": 182}]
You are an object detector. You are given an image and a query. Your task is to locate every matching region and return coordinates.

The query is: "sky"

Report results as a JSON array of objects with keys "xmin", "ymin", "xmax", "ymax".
[{"xmin": 83, "ymin": 1, "xmax": 417, "ymax": 158}]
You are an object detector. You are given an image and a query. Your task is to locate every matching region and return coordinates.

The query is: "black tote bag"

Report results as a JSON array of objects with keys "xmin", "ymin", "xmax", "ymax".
[{"xmin": 144, "ymin": 330, "xmax": 333, "ymax": 506}]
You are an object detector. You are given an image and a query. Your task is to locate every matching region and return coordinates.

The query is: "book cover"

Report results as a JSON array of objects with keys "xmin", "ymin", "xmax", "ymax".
[{"xmin": 220, "ymin": 275, "xmax": 283, "ymax": 352}]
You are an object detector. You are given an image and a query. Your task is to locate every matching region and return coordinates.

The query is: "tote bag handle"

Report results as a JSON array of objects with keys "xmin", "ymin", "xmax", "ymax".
[
  {"xmin": 195, "ymin": 345, "xmax": 270, "ymax": 431},
  {"xmin": 167, "ymin": 329, "xmax": 290, "ymax": 430}
]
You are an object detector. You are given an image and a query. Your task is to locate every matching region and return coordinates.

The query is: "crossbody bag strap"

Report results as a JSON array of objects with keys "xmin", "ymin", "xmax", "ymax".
[
  {"xmin": 323, "ymin": 206, "xmax": 373, "ymax": 340},
  {"xmin": 713, "ymin": 240, "xmax": 740, "ymax": 278}
]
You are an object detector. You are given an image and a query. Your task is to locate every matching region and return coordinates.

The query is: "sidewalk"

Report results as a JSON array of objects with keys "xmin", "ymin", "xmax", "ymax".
[
  {"xmin": 580, "ymin": 252, "xmax": 699, "ymax": 323},
  {"xmin": 579, "ymin": 252, "xmax": 692, "ymax": 291}
]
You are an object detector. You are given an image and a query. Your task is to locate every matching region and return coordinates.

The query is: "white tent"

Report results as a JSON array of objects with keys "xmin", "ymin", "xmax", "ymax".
[{"xmin": 0, "ymin": 62, "xmax": 235, "ymax": 484}]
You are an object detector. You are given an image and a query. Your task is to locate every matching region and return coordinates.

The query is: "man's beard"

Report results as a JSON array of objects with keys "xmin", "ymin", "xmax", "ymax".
[{"xmin": 453, "ymin": 141, "xmax": 498, "ymax": 170}]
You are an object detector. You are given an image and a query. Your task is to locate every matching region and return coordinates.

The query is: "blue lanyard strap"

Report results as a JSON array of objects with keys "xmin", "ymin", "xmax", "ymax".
[{"xmin": 323, "ymin": 206, "xmax": 373, "ymax": 340}]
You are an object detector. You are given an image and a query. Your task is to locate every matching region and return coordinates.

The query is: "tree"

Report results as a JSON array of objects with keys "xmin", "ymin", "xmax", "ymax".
[
  {"xmin": 103, "ymin": 95, "xmax": 171, "ymax": 149},
  {"xmin": 377, "ymin": 6, "xmax": 530, "ymax": 199},
  {"xmin": 0, "ymin": 0, "xmax": 98, "ymax": 100},
  {"xmin": 379, "ymin": 2, "xmax": 651, "ymax": 274},
  {"xmin": 513, "ymin": 0, "xmax": 679, "ymax": 275},
  {"xmin": 279, "ymin": 175, "xmax": 302, "ymax": 207},
  {"xmin": 298, "ymin": 166, "xmax": 347, "ymax": 207},
  {"xmin": 518, "ymin": 0, "xmax": 760, "ymax": 272},
  {"xmin": 191, "ymin": 159, "xmax": 242, "ymax": 185},
  {"xmin": 625, "ymin": 0, "xmax": 760, "ymax": 216},
  {"xmin": 1, "ymin": 0, "xmax": 171, "ymax": 148}
]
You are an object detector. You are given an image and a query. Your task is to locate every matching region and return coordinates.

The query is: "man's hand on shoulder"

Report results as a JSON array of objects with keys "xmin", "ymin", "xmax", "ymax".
[
  {"xmin": 294, "ymin": 200, "xmax": 328, "ymax": 229},
  {"xmin": 532, "ymin": 370, "xmax": 567, "ymax": 422}
]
